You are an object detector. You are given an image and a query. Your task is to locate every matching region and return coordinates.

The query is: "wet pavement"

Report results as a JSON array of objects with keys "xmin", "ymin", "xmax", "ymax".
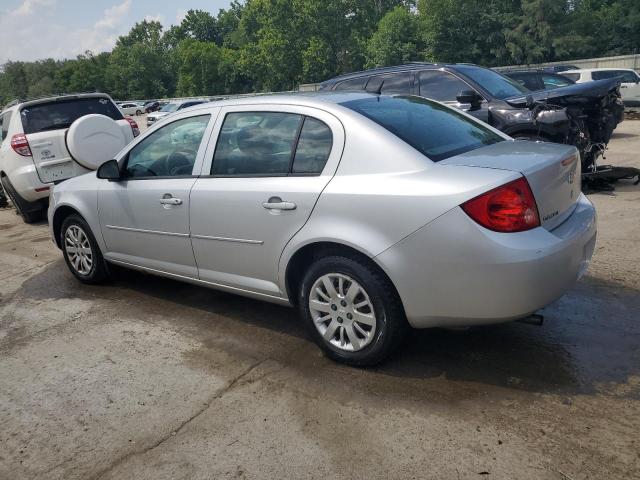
[{"xmin": 1, "ymin": 122, "xmax": 639, "ymax": 479}]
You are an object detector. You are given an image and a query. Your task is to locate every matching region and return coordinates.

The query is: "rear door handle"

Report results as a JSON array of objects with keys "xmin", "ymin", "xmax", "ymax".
[
  {"xmin": 262, "ymin": 197, "xmax": 296, "ymax": 211},
  {"xmin": 160, "ymin": 197, "xmax": 182, "ymax": 205}
]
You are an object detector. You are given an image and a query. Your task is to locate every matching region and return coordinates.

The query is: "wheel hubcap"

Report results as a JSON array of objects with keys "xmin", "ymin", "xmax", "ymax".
[
  {"xmin": 64, "ymin": 225, "xmax": 93, "ymax": 275},
  {"xmin": 309, "ymin": 273, "xmax": 377, "ymax": 352}
]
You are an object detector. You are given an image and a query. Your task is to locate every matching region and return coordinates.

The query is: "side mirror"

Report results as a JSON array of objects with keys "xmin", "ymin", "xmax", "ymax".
[
  {"xmin": 456, "ymin": 90, "xmax": 483, "ymax": 110},
  {"xmin": 97, "ymin": 159, "xmax": 121, "ymax": 181}
]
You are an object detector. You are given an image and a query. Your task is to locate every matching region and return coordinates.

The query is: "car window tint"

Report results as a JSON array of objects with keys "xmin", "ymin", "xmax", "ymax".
[
  {"xmin": 365, "ymin": 74, "xmax": 412, "ymax": 95},
  {"xmin": 124, "ymin": 115, "xmax": 210, "ymax": 178},
  {"xmin": 541, "ymin": 74, "xmax": 572, "ymax": 89},
  {"xmin": 0, "ymin": 112, "xmax": 9, "ymax": 142},
  {"xmin": 341, "ymin": 95, "xmax": 504, "ymax": 162},
  {"xmin": 561, "ymin": 73, "xmax": 580, "ymax": 82},
  {"xmin": 334, "ymin": 77, "xmax": 367, "ymax": 91},
  {"xmin": 618, "ymin": 71, "xmax": 639, "ymax": 83},
  {"xmin": 212, "ymin": 112, "xmax": 303, "ymax": 176},
  {"xmin": 20, "ymin": 97, "xmax": 124, "ymax": 134},
  {"xmin": 509, "ymin": 73, "xmax": 540, "ymax": 91},
  {"xmin": 292, "ymin": 118, "xmax": 333, "ymax": 174},
  {"xmin": 419, "ymin": 71, "xmax": 471, "ymax": 101}
]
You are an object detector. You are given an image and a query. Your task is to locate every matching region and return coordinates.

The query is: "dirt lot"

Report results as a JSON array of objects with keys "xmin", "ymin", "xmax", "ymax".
[{"xmin": 1, "ymin": 121, "xmax": 639, "ymax": 480}]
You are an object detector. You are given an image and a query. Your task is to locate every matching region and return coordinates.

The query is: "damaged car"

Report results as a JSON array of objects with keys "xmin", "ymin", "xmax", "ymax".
[{"xmin": 319, "ymin": 63, "xmax": 636, "ymax": 189}]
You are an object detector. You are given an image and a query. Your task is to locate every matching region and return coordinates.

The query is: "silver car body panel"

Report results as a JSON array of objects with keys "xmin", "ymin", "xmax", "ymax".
[{"xmin": 49, "ymin": 93, "xmax": 597, "ymax": 328}]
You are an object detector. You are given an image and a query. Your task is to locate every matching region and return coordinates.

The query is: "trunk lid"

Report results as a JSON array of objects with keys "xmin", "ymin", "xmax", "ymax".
[{"xmin": 442, "ymin": 140, "xmax": 581, "ymax": 231}]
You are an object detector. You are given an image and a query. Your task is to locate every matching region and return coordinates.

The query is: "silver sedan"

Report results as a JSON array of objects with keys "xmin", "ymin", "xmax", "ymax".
[{"xmin": 48, "ymin": 93, "xmax": 597, "ymax": 365}]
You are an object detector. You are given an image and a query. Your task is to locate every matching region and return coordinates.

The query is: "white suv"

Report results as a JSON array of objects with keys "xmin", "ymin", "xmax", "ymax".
[
  {"xmin": 0, "ymin": 93, "xmax": 139, "ymax": 223},
  {"xmin": 561, "ymin": 68, "xmax": 640, "ymax": 107}
]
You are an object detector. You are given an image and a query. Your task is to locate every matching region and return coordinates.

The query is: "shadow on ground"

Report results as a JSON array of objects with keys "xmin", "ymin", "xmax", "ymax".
[{"xmin": 15, "ymin": 261, "xmax": 640, "ymax": 399}]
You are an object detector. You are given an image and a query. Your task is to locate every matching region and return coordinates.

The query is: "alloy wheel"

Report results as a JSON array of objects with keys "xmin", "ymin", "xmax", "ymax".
[
  {"xmin": 309, "ymin": 273, "xmax": 377, "ymax": 352},
  {"xmin": 64, "ymin": 225, "xmax": 93, "ymax": 275}
]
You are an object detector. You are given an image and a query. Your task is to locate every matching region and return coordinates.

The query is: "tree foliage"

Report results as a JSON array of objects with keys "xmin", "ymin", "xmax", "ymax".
[{"xmin": 1, "ymin": 0, "xmax": 639, "ymax": 105}]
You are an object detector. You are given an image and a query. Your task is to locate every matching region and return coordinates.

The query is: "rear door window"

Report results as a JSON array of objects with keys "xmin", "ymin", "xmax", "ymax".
[
  {"xmin": 419, "ymin": 70, "xmax": 471, "ymax": 101},
  {"xmin": 212, "ymin": 112, "xmax": 333, "ymax": 176},
  {"xmin": 341, "ymin": 95, "xmax": 503, "ymax": 162},
  {"xmin": 292, "ymin": 118, "xmax": 333, "ymax": 174},
  {"xmin": 20, "ymin": 97, "xmax": 123, "ymax": 134},
  {"xmin": 365, "ymin": 74, "xmax": 413, "ymax": 95}
]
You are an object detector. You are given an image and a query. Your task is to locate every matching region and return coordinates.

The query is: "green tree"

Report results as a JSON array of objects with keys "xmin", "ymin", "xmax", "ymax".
[{"xmin": 365, "ymin": 6, "xmax": 422, "ymax": 68}]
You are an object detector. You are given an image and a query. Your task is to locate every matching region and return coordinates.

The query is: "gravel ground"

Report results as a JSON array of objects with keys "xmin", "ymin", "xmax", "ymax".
[{"xmin": 0, "ymin": 121, "xmax": 639, "ymax": 480}]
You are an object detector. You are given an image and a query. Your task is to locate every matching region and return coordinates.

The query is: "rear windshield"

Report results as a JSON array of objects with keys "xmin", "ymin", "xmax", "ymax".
[
  {"xmin": 341, "ymin": 96, "xmax": 504, "ymax": 161},
  {"xmin": 20, "ymin": 97, "xmax": 123, "ymax": 134}
]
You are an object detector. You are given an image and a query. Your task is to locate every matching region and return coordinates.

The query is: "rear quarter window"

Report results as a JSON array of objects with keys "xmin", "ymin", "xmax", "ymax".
[
  {"xmin": 20, "ymin": 97, "xmax": 123, "ymax": 134},
  {"xmin": 341, "ymin": 95, "xmax": 504, "ymax": 162}
]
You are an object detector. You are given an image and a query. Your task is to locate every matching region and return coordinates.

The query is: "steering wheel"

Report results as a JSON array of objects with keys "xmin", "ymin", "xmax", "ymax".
[{"xmin": 164, "ymin": 150, "xmax": 195, "ymax": 176}]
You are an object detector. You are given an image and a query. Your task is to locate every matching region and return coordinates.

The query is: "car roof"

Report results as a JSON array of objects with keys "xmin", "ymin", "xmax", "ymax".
[
  {"xmin": 320, "ymin": 63, "xmax": 481, "ymax": 86},
  {"xmin": 562, "ymin": 68, "xmax": 636, "ymax": 73},
  {"xmin": 181, "ymin": 91, "xmax": 384, "ymax": 113}
]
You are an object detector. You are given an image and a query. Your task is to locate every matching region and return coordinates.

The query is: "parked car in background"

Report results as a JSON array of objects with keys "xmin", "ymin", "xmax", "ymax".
[
  {"xmin": 49, "ymin": 92, "xmax": 596, "ymax": 365},
  {"xmin": 503, "ymin": 70, "xmax": 575, "ymax": 91},
  {"xmin": 540, "ymin": 65, "xmax": 579, "ymax": 73},
  {"xmin": 118, "ymin": 102, "xmax": 144, "ymax": 116},
  {"xmin": 0, "ymin": 93, "xmax": 139, "ymax": 223},
  {"xmin": 320, "ymin": 63, "xmax": 624, "ymax": 188},
  {"xmin": 146, "ymin": 100, "xmax": 207, "ymax": 127},
  {"xmin": 144, "ymin": 100, "xmax": 161, "ymax": 113},
  {"xmin": 560, "ymin": 68, "xmax": 640, "ymax": 106}
]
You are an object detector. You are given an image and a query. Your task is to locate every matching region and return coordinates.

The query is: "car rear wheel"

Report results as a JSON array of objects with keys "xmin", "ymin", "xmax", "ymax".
[
  {"xmin": 299, "ymin": 255, "xmax": 407, "ymax": 366},
  {"xmin": 61, "ymin": 214, "xmax": 109, "ymax": 284}
]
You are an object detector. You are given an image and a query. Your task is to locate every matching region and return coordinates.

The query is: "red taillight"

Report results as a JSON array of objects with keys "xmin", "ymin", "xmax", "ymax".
[
  {"xmin": 126, "ymin": 117, "xmax": 140, "ymax": 137},
  {"xmin": 11, "ymin": 133, "xmax": 32, "ymax": 156},
  {"xmin": 461, "ymin": 177, "xmax": 540, "ymax": 233}
]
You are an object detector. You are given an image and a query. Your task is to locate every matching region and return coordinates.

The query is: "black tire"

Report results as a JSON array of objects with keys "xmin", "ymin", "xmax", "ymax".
[
  {"xmin": 298, "ymin": 255, "xmax": 407, "ymax": 366},
  {"xmin": 60, "ymin": 214, "xmax": 109, "ymax": 284},
  {"xmin": 0, "ymin": 185, "xmax": 8, "ymax": 209},
  {"xmin": 135, "ymin": 110, "xmax": 142, "ymax": 116},
  {"xmin": 0, "ymin": 175, "xmax": 44, "ymax": 223}
]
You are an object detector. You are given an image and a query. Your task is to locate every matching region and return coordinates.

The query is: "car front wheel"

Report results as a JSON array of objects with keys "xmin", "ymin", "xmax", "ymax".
[
  {"xmin": 60, "ymin": 214, "xmax": 108, "ymax": 284},
  {"xmin": 299, "ymin": 255, "xmax": 407, "ymax": 366}
]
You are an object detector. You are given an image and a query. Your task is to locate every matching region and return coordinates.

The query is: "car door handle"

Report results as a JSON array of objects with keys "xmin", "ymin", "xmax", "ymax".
[
  {"xmin": 262, "ymin": 197, "xmax": 296, "ymax": 211},
  {"xmin": 160, "ymin": 197, "xmax": 182, "ymax": 205}
]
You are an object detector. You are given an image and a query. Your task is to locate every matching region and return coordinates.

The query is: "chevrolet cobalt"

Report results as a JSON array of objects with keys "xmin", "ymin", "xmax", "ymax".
[{"xmin": 49, "ymin": 93, "xmax": 596, "ymax": 365}]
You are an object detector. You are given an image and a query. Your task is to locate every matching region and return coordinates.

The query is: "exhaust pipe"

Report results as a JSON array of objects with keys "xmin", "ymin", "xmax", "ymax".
[{"xmin": 517, "ymin": 313, "xmax": 544, "ymax": 326}]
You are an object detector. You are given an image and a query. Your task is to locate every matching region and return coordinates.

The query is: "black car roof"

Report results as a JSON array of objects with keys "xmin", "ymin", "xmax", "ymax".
[{"xmin": 320, "ymin": 63, "xmax": 479, "ymax": 86}]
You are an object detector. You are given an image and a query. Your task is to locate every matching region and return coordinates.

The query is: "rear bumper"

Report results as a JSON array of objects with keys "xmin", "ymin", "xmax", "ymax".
[
  {"xmin": 376, "ymin": 194, "xmax": 597, "ymax": 328},
  {"xmin": 6, "ymin": 162, "xmax": 51, "ymax": 203}
]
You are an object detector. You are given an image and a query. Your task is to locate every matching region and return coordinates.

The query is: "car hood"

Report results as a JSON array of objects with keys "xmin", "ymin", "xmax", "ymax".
[{"xmin": 505, "ymin": 78, "xmax": 620, "ymax": 107}]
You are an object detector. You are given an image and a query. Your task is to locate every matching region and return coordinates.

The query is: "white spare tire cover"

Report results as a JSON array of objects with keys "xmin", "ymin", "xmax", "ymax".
[{"xmin": 67, "ymin": 114, "xmax": 127, "ymax": 170}]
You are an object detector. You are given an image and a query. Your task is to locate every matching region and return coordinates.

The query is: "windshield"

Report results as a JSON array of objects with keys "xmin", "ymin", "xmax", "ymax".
[
  {"xmin": 20, "ymin": 97, "xmax": 123, "ymax": 134},
  {"xmin": 160, "ymin": 103, "xmax": 179, "ymax": 112},
  {"xmin": 455, "ymin": 65, "xmax": 529, "ymax": 100},
  {"xmin": 341, "ymin": 95, "xmax": 504, "ymax": 162}
]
